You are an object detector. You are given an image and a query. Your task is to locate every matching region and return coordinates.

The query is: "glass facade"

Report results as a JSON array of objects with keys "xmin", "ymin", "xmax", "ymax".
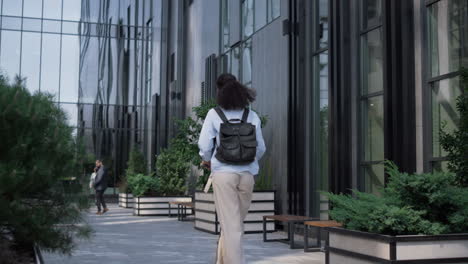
[
  {"xmin": 0, "ymin": 0, "xmax": 82, "ymax": 127},
  {"xmin": 0, "ymin": 0, "xmax": 162, "ymax": 187},
  {"xmin": 427, "ymin": 0, "xmax": 467, "ymax": 170},
  {"xmin": 222, "ymin": 0, "xmax": 280, "ymax": 84},
  {"xmin": 360, "ymin": 0, "xmax": 384, "ymax": 194}
]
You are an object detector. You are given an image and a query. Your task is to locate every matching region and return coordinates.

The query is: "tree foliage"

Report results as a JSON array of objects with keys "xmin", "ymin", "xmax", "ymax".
[{"xmin": 0, "ymin": 75, "xmax": 91, "ymax": 255}]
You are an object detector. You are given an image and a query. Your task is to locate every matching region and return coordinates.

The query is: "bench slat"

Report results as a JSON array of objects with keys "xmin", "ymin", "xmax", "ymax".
[{"xmin": 304, "ymin": 220, "xmax": 342, "ymax": 228}]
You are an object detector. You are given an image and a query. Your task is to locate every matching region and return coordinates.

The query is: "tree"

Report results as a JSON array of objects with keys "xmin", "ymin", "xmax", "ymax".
[{"xmin": 0, "ymin": 75, "xmax": 91, "ymax": 257}]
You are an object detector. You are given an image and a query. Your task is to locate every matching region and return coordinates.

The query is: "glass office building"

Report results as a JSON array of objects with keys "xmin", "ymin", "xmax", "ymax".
[
  {"xmin": 0, "ymin": 0, "xmax": 466, "ymax": 215},
  {"xmin": 0, "ymin": 0, "xmax": 163, "ymax": 187}
]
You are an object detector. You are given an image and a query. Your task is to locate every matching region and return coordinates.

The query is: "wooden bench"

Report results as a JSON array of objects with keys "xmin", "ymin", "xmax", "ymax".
[
  {"xmin": 263, "ymin": 215, "xmax": 317, "ymax": 249},
  {"xmin": 168, "ymin": 201, "xmax": 194, "ymax": 221},
  {"xmin": 304, "ymin": 220, "xmax": 342, "ymax": 252}
]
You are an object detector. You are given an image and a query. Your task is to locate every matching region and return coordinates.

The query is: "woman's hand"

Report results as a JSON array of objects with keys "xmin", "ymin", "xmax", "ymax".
[{"xmin": 201, "ymin": 161, "xmax": 211, "ymax": 170}]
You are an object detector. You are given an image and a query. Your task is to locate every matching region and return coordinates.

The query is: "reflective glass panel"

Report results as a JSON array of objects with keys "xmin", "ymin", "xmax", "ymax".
[
  {"xmin": 1, "ymin": 16, "xmax": 22, "ymax": 30},
  {"xmin": 242, "ymin": 39, "xmax": 252, "ymax": 84},
  {"xmin": 313, "ymin": 51, "xmax": 329, "ymax": 192},
  {"xmin": 62, "ymin": 0, "xmax": 82, "ymax": 21},
  {"xmin": 431, "ymin": 77, "xmax": 461, "ymax": 157},
  {"xmin": 361, "ymin": 29, "xmax": 383, "ymax": 94},
  {"xmin": 21, "ymin": 32, "xmax": 41, "ymax": 92},
  {"xmin": 362, "ymin": 0, "xmax": 382, "ymax": 29},
  {"xmin": 22, "ymin": 17, "xmax": 42, "ymax": 32},
  {"xmin": 0, "ymin": 30, "xmax": 21, "ymax": 79},
  {"xmin": 40, "ymin": 33, "xmax": 61, "ymax": 99},
  {"xmin": 268, "ymin": 0, "xmax": 281, "ymax": 22},
  {"xmin": 2, "ymin": 0, "xmax": 22, "ymax": 16},
  {"xmin": 43, "ymin": 19, "xmax": 62, "ymax": 33},
  {"xmin": 316, "ymin": 0, "xmax": 329, "ymax": 49},
  {"xmin": 362, "ymin": 95, "xmax": 384, "ymax": 161},
  {"xmin": 221, "ymin": 0, "xmax": 230, "ymax": 52},
  {"xmin": 43, "ymin": 0, "xmax": 62, "ymax": 19},
  {"xmin": 254, "ymin": 0, "xmax": 267, "ymax": 31},
  {"xmin": 23, "ymin": 0, "xmax": 43, "ymax": 18},
  {"xmin": 428, "ymin": 0, "xmax": 468, "ymax": 77},
  {"xmin": 62, "ymin": 21, "xmax": 79, "ymax": 35},
  {"xmin": 60, "ymin": 35, "xmax": 79, "ymax": 102},
  {"xmin": 61, "ymin": 103, "xmax": 78, "ymax": 127},
  {"xmin": 231, "ymin": 46, "xmax": 241, "ymax": 79},
  {"xmin": 242, "ymin": 0, "xmax": 254, "ymax": 39},
  {"xmin": 363, "ymin": 163, "xmax": 384, "ymax": 195}
]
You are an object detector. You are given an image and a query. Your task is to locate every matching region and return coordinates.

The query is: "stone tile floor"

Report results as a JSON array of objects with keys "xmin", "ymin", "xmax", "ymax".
[{"xmin": 43, "ymin": 204, "xmax": 324, "ymax": 264}]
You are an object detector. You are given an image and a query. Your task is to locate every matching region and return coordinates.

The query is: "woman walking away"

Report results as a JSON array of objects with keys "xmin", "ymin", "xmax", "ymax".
[{"xmin": 198, "ymin": 73, "xmax": 266, "ymax": 264}]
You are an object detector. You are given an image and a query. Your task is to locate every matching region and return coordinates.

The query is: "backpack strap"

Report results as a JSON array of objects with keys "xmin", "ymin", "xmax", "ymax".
[
  {"xmin": 241, "ymin": 108, "xmax": 250, "ymax": 123},
  {"xmin": 214, "ymin": 107, "xmax": 229, "ymax": 123}
]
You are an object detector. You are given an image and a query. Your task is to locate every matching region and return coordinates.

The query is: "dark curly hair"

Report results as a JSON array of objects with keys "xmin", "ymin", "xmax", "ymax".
[{"xmin": 216, "ymin": 73, "xmax": 256, "ymax": 110}]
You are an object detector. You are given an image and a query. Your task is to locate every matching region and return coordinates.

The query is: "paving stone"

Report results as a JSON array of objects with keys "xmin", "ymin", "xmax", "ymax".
[{"xmin": 43, "ymin": 204, "xmax": 324, "ymax": 264}]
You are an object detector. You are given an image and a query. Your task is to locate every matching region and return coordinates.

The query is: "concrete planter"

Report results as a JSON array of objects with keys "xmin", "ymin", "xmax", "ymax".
[
  {"xmin": 133, "ymin": 196, "xmax": 192, "ymax": 216},
  {"xmin": 118, "ymin": 193, "xmax": 134, "ymax": 208},
  {"xmin": 326, "ymin": 227, "xmax": 468, "ymax": 264},
  {"xmin": 194, "ymin": 191, "xmax": 276, "ymax": 234}
]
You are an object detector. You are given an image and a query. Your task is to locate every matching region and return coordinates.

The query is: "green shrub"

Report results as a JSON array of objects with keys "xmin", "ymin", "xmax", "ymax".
[
  {"xmin": 0, "ymin": 75, "xmax": 91, "ymax": 255},
  {"xmin": 126, "ymin": 148, "xmax": 147, "ymax": 175},
  {"xmin": 127, "ymin": 173, "xmax": 160, "ymax": 197},
  {"xmin": 254, "ymin": 158, "xmax": 273, "ymax": 191},
  {"xmin": 440, "ymin": 68, "xmax": 468, "ymax": 186},
  {"xmin": 121, "ymin": 148, "xmax": 147, "ymax": 193},
  {"xmin": 327, "ymin": 161, "xmax": 468, "ymax": 235}
]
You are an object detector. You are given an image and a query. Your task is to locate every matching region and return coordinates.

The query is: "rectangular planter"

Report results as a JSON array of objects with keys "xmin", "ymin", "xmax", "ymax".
[
  {"xmin": 326, "ymin": 227, "xmax": 468, "ymax": 264},
  {"xmin": 194, "ymin": 190, "xmax": 276, "ymax": 234},
  {"xmin": 118, "ymin": 193, "xmax": 134, "ymax": 208},
  {"xmin": 133, "ymin": 196, "xmax": 192, "ymax": 216}
]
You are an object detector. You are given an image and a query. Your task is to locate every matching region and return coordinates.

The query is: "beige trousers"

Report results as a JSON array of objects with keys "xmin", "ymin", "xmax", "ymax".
[{"xmin": 212, "ymin": 171, "xmax": 255, "ymax": 264}]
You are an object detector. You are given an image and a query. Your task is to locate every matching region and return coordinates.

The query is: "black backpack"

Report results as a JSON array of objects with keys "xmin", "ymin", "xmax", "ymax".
[{"xmin": 214, "ymin": 107, "xmax": 257, "ymax": 165}]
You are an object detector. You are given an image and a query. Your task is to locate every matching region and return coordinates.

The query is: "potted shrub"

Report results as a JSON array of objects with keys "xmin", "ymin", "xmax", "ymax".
[
  {"xmin": 128, "ymin": 119, "xmax": 194, "ymax": 216},
  {"xmin": 0, "ymin": 75, "xmax": 91, "ymax": 262},
  {"xmin": 192, "ymin": 102, "xmax": 276, "ymax": 234},
  {"xmin": 325, "ymin": 162, "xmax": 468, "ymax": 263},
  {"xmin": 127, "ymin": 173, "xmax": 190, "ymax": 216},
  {"xmin": 119, "ymin": 148, "xmax": 147, "ymax": 208}
]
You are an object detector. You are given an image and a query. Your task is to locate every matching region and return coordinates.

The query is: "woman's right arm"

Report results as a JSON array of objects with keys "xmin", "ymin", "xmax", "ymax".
[
  {"xmin": 254, "ymin": 113, "xmax": 266, "ymax": 160},
  {"xmin": 198, "ymin": 110, "xmax": 216, "ymax": 162}
]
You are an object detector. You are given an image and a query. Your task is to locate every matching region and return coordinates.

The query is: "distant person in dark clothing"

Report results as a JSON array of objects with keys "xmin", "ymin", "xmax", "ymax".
[{"xmin": 93, "ymin": 159, "xmax": 108, "ymax": 215}]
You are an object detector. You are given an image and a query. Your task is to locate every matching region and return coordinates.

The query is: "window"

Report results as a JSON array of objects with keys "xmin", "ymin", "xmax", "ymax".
[
  {"xmin": 242, "ymin": 38, "xmax": 252, "ymax": 85},
  {"xmin": 428, "ymin": 0, "xmax": 468, "ymax": 77},
  {"xmin": 60, "ymin": 35, "xmax": 80, "ymax": 102},
  {"xmin": 0, "ymin": 30, "xmax": 21, "ymax": 79},
  {"xmin": 241, "ymin": 0, "xmax": 281, "ymax": 40},
  {"xmin": 431, "ymin": 77, "xmax": 461, "ymax": 158},
  {"xmin": 62, "ymin": 0, "xmax": 82, "ymax": 21},
  {"xmin": 40, "ymin": 33, "xmax": 61, "ymax": 98},
  {"xmin": 359, "ymin": 0, "xmax": 384, "ymax": 194},
  {"xmin": 43, "ymin": 0, "xmax": 63, "ymax": 20},
  {"xmin": 221, "ymin": 0, "xmax": 230, "ymax": 52},
  {"xmin": 145, "ymin": 19, "xmax": 153, "ymax": 103},
  {"xmin": 426, "ymin": 0, "xmax": 467, "ymax": 170},
  {"xmin": 23, "ymin": 0, "xmax": 43, "ymax": 18},
  {"xmin": 242, "ymin": 0, "xmax": 254, "ymax": 39},
  {"xmin": 310, "ymin": 0, "xmax": 329, "ymax": 218},
  {"xmin": 20, "ymin": 32, "xmax": 41, "ymax": 93},
  {"xmin": 255, "ymin": 0, "xmax": 267, "ymax": 31},
  {"xmin": 2, "ymin": 0, "xmax": 22, "ymax": 16}
]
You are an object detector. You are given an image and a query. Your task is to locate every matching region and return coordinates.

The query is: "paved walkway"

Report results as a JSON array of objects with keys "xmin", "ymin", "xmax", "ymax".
[{"xmin": 43, "ymin": 204, "xmax": 324, "ymax": 264}]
